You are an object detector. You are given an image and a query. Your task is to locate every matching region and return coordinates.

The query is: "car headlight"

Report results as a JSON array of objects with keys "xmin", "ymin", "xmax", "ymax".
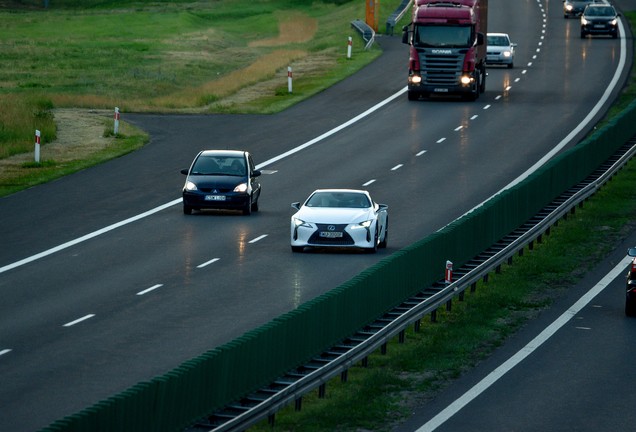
[
  {"xmin": 233, "ymin": 183, "xmax": 248, "ymax": 193},
  {"xmin": 566, "ymin": 5, "xmax": 573, "ymax": 11},
  {"xmin": 293, "ymin": 217, "xmax": 312, "ymax": 228},
  {"xmin": 185, "ymin": 181, "xmax": 198, "ymax": 191},
  {"xmin": 351, "ymin": 220, "xmax": 372, "ymax": 230},
  {"xmin": 503, "ymin": 50, "xmax": 511, "ymax": 58},
  {"xmin": 581, "ymin": 17, "xmax": 589, "ymax": 25},
  {"xmin": 610, "ymin": 18, "xmax": 617, "ymax": 25}
]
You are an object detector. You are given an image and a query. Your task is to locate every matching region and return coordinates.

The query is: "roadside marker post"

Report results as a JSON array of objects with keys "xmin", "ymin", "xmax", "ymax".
[
  {"xmin": 287, "ymin": 67, "xmax": 293, "ymax": 93},
  {"xmin": 347, "ymin": 36, "xmax": 352, "ymax": 59},
  {"xmin": 445, "ymin": 260, "xmax": 453, "ymax": 284},
  {"xmin": 34, "ymin": 130, "xmax": 41, "ymax": 163},
  {"xmin": 114, "ymin": 107, "xmax": 120, "ymax": 135}
]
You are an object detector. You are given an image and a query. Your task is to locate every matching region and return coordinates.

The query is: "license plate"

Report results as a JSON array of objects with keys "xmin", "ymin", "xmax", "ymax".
[
  {"xmin": 594, "ymin": 24, "xmax": 605, "ymax": 28},
  {"xmin": 433, "ymin": 88, "xmax": 449, "ymax": 93},
  {"xmin": 319, "ymin": 231, "xmax": 343, "ymax": 238},
  {"xmin": 205, "ymin": 195, "xmax": 226, "ymax": 201}
]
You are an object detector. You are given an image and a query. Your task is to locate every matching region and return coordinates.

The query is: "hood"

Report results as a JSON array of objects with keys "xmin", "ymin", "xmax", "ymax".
[
  {"xmin": 295, "ymin": 207, "xmax": 373, "ymax": 224},
  {"xmin": 189, "ymin": 174, "xmax": 246, "ymax": 189}
]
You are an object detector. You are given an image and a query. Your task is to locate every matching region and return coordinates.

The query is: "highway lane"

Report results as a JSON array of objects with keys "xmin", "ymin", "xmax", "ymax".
[{"xmin": 0, "ymin": 0, "xmax": 631, "ymax": 430}]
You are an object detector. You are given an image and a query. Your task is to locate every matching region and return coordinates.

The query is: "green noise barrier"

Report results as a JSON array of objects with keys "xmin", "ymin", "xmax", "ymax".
[{"xmin": 43, "ymin": 100, "xmax": 636, "ymax": 432}]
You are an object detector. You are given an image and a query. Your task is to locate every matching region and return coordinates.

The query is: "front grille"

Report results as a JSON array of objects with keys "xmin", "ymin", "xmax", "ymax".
[
  {"xmin": 199, "ymin": 187, "xmax": 231, "ymax": 193},
  {"xmin": 308, "ymin": 224, "xmax": 354, "ymax": 246},
  {"xmin": 418, "ymin": 51, "xmax": 464, "ymax": 85}
]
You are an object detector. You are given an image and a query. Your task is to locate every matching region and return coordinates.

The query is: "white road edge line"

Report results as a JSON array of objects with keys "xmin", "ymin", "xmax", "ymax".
[
  {"xmin": 415, "ymin": 255, "xmax": 632, "ymax": 432},
  {"xmin": 0, "ymin": 349, "xmax": 12, "ymax": 356},
  {"xmin": 63, "ymin": 314, "xmax": 95, "ymax": 327}
]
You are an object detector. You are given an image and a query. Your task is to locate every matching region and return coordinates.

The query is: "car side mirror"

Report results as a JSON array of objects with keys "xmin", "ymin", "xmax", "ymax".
[
  {"xmin": 291, "ymin": 202, "xmax": 301, "ymax": 210},
  {"xmin": 628, "ymin": 247, "xmax": 636, "ymax": 257},
  {"xmin": 402, "ymin": 26, "xmax": 410, "ymax": 45},
  {"xmin": 252, "ymin": 169, "xmax": 261, "ymax": 177},
  {"xmin": 180, "ymin": 169, "xmax": 189, "ymax": 175},
  {"xmin": 476, "ymin": 32, "xmax": 485, "ymax": 46}
]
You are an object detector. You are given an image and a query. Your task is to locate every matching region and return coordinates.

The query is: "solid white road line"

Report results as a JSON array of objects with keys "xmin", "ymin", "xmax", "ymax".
[{"xmin": 414, "ymin": 254, "xmax": 632, "ymax": 432}]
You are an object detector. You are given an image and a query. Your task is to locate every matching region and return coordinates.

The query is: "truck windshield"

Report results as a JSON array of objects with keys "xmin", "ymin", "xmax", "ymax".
[{"xmin": 414, "ymin": 25, "xmax": 472, "ymax": 48}]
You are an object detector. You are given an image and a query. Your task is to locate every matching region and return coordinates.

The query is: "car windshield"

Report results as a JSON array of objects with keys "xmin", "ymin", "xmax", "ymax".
[
  {"xmin": 414, "ymin": 25, "xmax": 472, "ymax": 48},
  {"xmin": 487, "ymin": 35, "xmax": 510, "ymax": 46},
  {"xmin": 585, "ymin": 6, "xmax": 615, "ymax": 16},
  {"xmin": 305, "ymin": 192, "xmax": 371, "ymax": 208},
  {"xmin": 191, "ymin": 155, "xmax": 246, "ymax": 176}
]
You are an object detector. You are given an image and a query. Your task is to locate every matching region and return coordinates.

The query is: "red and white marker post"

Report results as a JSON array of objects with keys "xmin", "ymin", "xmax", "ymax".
[
  {"xmin": 445, "ymin": 260, "xmax": 453, "ymax": 284},
  {"xmin": 114, "ymin": 107, "xmax": 120, "ymax": 135},
  {"xmin": 347, "ymin": 36, "xmax": 352, "ymax": 59},
  {"xmin": 287, "ymin": 67, "xmax": 293, "ymax": 93},
  {"xmin": 34, "ymin": 129, "xmax": 41, "ymax": 163}
]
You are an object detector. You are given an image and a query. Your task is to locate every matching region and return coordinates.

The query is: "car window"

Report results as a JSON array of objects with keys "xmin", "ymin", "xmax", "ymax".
[
  {"xmin": 306, "ymin": 192, "xmax": 370, "ymax": 208},
  {"xmin": 192, "ymin": 156, "xmax": 246, "ymax": 176},
  {"xmin": 191, "ymin": 156, "xmax": 222, "ymax": 175}
]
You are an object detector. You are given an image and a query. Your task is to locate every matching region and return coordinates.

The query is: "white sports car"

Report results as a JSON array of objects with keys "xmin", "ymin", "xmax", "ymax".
[{"xmin": 290, "ymin": 189, "xmax": 388, "ymax": 253}]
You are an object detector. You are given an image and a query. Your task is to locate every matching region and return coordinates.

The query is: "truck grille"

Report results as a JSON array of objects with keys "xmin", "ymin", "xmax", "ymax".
[{"xmin": 418, "ymin": 51, "xmax": 463, "ymax": 86}]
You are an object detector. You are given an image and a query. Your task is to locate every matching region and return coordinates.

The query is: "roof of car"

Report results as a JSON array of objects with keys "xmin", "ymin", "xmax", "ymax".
[{"xmin": 199, "ymin": 150, "xmax": 247, "ymax": 157}]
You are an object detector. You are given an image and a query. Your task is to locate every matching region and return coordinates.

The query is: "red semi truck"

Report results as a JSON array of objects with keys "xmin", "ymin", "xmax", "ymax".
[{"xmin": 402, "ymin": 0, "xmax": 488, "ymax": 101}]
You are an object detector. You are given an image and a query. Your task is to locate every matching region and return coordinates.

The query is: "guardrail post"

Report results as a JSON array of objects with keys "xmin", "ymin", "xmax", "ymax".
[
  {"xmin": 268, "ymin": 413, "xmax": 275, "ymax": 425},
  {"xmin": 431, "ymin": 309, "xmax": 437, "ymax": 322},
  {"xmin": 295, "ymin": 397, "xmax": 302, "ymax": 411},
  {"xmin": 318, "ymin": 383, "xmax": 326, "ymax": 398},
  {"xmin": 414, "ymin": 319, "xmax": 421, "ymax": 332},
  {"xmin": 399, "ymin": 329, "xmax": 405, "ymax": 343},
  {"xmin": 341, "ymin": 370, "xmax": 348, "ymax": 382},
  {"xmin": 470, "ymin": 282, "xmax": 477, "ymax": 293},
  {"xmin": 381, "ymin": 342, "xmax": 387, "ymax": 355},
  {"xmin": 446, "ymin": 299, "xmax": 452, "ymax": 312}
]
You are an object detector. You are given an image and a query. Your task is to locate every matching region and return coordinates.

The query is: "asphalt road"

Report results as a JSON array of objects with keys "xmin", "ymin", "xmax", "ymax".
[{"xmin": 0, "ymin": 0, "xmax": 632, "ymax": 430}]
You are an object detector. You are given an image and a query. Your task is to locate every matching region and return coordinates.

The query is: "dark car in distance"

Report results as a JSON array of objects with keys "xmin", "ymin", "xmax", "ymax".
[
  {"xmin": 580, "ymin": 3, "xmax": 619, "ymax": 38},
  {"xmin": 181, "ymin": 150, "xmax": 261, "ymax": 215},
  {"xmin": 563, "ymin": 0, "xmax": 607, "ymax": 18}
]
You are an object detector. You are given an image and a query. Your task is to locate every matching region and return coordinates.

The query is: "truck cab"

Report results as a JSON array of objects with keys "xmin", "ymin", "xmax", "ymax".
[{"xmin": 402, "ymin": 0, "xmax": 488, "ymax": 101}]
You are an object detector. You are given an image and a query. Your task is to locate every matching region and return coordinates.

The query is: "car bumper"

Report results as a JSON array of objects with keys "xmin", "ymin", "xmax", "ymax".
[
  {"xmin": 183, "ymin": 191, "xmax": 250, "ymax": 211},
  {"xmin": 581, "ymin": 24, "xmax": 618, "ymax": 35},
  {"xmin": 290, "ymin": 223, "xmax": 375, "ymax": 249},
  {"xmin": 486, "ymin": 55, "xmax": 513, "ymax": 65}
]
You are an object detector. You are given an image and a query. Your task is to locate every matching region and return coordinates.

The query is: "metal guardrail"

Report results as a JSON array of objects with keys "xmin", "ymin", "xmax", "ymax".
[
  {"xmin": 187, "ymin": 137, "xmax": 636, "ymax": 432},
  {"xmin": 386, "ymin": 0, "xmax": 413, "ymax": 35},
  {"xmin": 351, "ymin": 19, "xmax": 376, "ymax": 50}
]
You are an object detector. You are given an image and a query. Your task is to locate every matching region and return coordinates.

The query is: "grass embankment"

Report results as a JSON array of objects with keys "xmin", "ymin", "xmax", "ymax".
[{"xmin": 0, "ymin": 0, "xmax": 398, "ymax": 196}]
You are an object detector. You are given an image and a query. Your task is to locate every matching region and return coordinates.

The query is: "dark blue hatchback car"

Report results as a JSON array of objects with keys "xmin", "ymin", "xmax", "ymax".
[{"xmin": 181, "ymin": 150, "xmax": 261, "ymax": 215}]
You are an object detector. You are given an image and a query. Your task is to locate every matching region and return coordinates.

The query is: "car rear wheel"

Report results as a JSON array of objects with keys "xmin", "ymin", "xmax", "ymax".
[{"xmin": 183, "ymin": 204, "xmax": 192, "ymax": 215}]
